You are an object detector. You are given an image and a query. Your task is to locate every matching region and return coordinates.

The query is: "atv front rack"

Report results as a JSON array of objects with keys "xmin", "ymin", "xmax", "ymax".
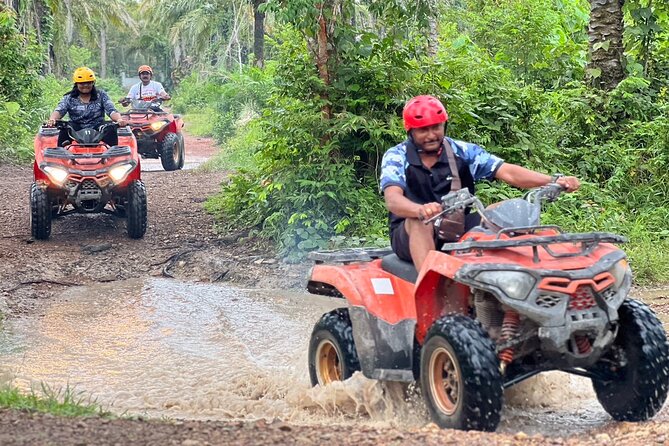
[
  {"xmin": 441, "ymin": 230, "xmax": 627, "ymax": 262},
  {"xmin": 43, "ymin": 146, "xmax": 132, "ymax": 160},
  {"xmin": 308, "ymin": 247, "xmax": 394, "ymax": 264}
]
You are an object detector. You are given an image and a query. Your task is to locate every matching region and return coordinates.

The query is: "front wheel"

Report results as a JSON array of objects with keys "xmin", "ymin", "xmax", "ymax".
[
  {"xmin": 30, "ymin": 182, "xmax": 52, "ymax": 240},
  {"xmin": 308, "ymin": 308, "xmax": 361, "ymax": 386},
  {"xmin": 126, "ymin": 180, "xmax": 147, "ymax": 239},
  {"xmin": 420, "ymin": 314, "xmax": 503, "ymax": 431},
  {"xmin": 591, "ymin": 299, "xmax": 669, "ymax": 421},
  {"xmin": 160, "ymin": 132, "xmax": 181, "ymax": 171}
]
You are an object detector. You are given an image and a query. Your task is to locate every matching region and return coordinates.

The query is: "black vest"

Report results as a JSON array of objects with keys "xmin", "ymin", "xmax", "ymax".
[{"xmin": 388, "ymin": 138, "xmax": 476, "ymax": 232}]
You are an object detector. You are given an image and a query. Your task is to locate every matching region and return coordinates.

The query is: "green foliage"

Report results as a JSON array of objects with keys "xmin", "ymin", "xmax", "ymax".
[
  {"xmin": 95, "ymin": 78, "xmax": 125, "ymax": 101},
  {"xmin": 63, "ymin": 45, "xmax": 96, "ymax": 75},
  {"xmin": 201, "ymin": 117, "xmax": 264, "ymax": 171},
  {"xmin": 181, "ymin": 110, "xmax": 217, "ymax": 137},
  {"xmin": 0, "ymin": 383, "xmax": 112, "ymax": 418},
  {"xmin": 446, "ymin": 0, "xmax": 589, "ymax": 88},
  {"xmin": 624, "ymin": 0, "xmax": 669, "ymax": 80},
  {"xmin": 172, "ymin": 66, "xmax": 272, "ymax": 144},
  {"xmin": 0, "ymin": 9, "xmax": 44, "ymax": 162}
]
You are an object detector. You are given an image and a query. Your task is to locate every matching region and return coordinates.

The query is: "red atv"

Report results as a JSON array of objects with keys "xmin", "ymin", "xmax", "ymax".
[
  {"xmin": 306, "ymin": 184, "xmax": 669, "ymax": 431},
  {"xmin": 119, "ymin": 98, "xmax": 185, "ymax": 171},
  {"xmin": 31, "ymin": 121, "xmax": 147, "ymax": 240}
]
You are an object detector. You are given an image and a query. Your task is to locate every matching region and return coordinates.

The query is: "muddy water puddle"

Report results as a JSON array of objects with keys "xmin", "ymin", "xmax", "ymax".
[{"xmin": 0, "ymin": 280, "xmax": 667, "ymax": 435}]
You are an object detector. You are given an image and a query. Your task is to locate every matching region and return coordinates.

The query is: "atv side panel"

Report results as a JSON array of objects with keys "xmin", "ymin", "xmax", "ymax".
[
  {"xmin": 348, "ymin": 306, "xmax": 415, "ymax": 381},
  {"xmin": 309, "ymin": 260, "xmax": 418, "ymax": 380}
]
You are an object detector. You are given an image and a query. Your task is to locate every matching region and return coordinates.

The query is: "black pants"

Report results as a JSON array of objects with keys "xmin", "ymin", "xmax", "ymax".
[
  {"xmin": 390, "ymin": 213, "xmax": 482, "ymax": 263},
  {"xmin": 58, "ymin": 123, "xmax": 118, "ymax": 148}
]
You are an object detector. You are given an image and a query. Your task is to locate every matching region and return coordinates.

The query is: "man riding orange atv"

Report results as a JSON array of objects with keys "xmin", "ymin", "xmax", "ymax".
[
  {"xmin": 119, "ymin": 65, "xmax": 185, "ymax": 171},
  {"xmin": 305, "ymin": 95, "xmax": 669, "ymax": 431}
]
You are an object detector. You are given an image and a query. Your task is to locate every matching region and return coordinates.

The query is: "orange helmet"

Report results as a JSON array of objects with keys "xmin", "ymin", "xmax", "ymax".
[
  {"xmin": 402, "ymin": 95, "xmax": 448, "ymax": 131},
  {"xmin": 137, "ymin": 65, "xmax": 153, "ymax": 75},
  {"xmin": 72, "ymin": 67, "xmax": 96, "ymax": 83}
]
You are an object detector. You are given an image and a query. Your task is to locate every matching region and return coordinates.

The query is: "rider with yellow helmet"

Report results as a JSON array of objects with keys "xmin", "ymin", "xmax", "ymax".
[{"xmin": 47, "ymin": 67, "xmax": 127, "ymax": 146}]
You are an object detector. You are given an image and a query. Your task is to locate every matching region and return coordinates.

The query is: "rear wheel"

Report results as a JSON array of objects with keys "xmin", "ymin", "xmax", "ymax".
[
  {"xmin": 308, "ymin": 308, "xmax": 361, "ymax": 386},
  {"xmin": 160, "ymin": 132, "xmax": 180, "ymax": 171},
  {"xmin": 126, "ymin": 180, "xmax": 147, "ymax": 239},
  {"xmin": 591, "ymin": 299, "xmax": 669, "ymax": 421},
  {"xmin": 30, "ymin": 183, "xmax": 52, "ymax": 240},
  {"xmin": 420, "ymin": 314, "xmax": 503, "ymax": 431}
]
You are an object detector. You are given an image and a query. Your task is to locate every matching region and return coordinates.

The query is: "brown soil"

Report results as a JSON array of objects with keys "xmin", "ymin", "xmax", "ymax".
[
  {"xmin": 0, "ymin": 132, "xmax": 666, "ymax": 445},
  {"xmin": 0, "ymin": 132, "xmax": 307, "ymax": 318}
]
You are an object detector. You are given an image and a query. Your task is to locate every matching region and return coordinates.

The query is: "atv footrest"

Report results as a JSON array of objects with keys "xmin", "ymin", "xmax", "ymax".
[{"xmin": 308, "ymin": 247, "xmax": 394, "ymax": 264}]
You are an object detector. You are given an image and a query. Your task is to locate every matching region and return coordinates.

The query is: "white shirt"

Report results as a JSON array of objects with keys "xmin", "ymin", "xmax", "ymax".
[{"xmin": 126, "ymin": 81, "xmax": 166, "ymax": 100}]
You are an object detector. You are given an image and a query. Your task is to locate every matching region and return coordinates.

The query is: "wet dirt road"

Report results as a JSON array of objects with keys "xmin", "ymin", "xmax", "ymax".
[
  {"xmin": 2, "ymin": 130, "xmax": 669, "ymax": 445},
  {"xmin": 1, "ymin": 279, "xmax": 667, "ymax": 438}
]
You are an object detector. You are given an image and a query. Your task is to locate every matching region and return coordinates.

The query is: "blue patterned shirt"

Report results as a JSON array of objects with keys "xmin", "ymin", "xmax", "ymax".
[
  {"xmin": 380, "ymin": 137, "xmax": 504, "ymax": 192},
  {"xmin": 54, "ymin": 89, "xmax": 117, "ymax": 129},
  {"xmin": 380, "ymin": 137, "xmax": 504, "ymax": 232}
]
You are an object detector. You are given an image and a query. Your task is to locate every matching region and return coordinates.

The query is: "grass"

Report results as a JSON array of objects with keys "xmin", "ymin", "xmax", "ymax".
[
  {"xmin": 199, "ymin": 119, "xmax": 261, "ymax": 173},
  {"xmin": 183, "ymin": 109, "xmax": 216, "ymax": 137},
  {"xmin": 0, "ymin": 382, "xmax": 113, "ymax": 418}
]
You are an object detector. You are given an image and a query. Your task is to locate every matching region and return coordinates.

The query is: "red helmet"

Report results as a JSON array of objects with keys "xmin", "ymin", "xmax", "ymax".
[{"xmin": 402, "ymin": 95, "xmax": 448, "ymax": 131}]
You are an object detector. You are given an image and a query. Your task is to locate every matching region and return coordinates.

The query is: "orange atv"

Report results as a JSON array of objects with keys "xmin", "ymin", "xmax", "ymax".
[
  {"xmin": 31, "ymin": 121, "xmax": 147, "ymax": 240},
  {"xmin": 306, "ymin": 184, "xmax": 669, "ymax": 431},
  {"xmin": 119, "ymin": 98, "xmax": 185, "ymax": 171}
]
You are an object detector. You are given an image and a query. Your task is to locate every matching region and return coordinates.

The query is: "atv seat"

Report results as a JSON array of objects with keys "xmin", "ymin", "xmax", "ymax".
[{"xmin": 381, "ymin": 254, "xmax": 417, "ymax": 283}]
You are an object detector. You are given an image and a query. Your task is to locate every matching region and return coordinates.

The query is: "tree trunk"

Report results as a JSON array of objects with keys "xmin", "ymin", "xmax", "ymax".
[
  {"xmin": 427, "ymin": 15, "xmax": 438, "ymax": 57},
  {"xmin": 100, "ymin": 26, "xmax": 107, "ymax": 78},
  {"xmin": 587, "ymin": 0, "xmax": 625, "ymax": 90},
  {"xmin": 315, "ymin": 2, "xmax": 332, "ymax": 119},
  {"xmin": 253, "ymin": 0, "xmax": 265, "ymax": 68}
]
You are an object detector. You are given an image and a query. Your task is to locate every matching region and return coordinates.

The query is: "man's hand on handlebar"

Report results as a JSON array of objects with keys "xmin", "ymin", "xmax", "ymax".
[
  {"xmin": 554, "ymin": 175, "xmax": 580, "ymax": 193},
  {"xmin": 417, "ymin": 202, "xmax": 442, "ymax": 222}
]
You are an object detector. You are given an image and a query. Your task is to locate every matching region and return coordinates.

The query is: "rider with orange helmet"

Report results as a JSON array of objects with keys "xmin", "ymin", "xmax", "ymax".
[
  {"xmin": 47, "ymin": 67, "xmax": 127, "ymax": 146},
  {"xmin": 380, "ymin": 95, "xmax": 580, "ymax": 270},
  {"xmin": 121, "ymin": 65, "xmax": 170, "ymax": 106}
]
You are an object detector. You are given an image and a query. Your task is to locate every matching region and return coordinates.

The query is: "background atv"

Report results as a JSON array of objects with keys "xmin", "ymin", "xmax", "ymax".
[
  {"xmin": 31, "ymin": 121, "xmax": 148, "ymax": 240},
  {"xmin": 120, "ymin": 98, "xmax": 185, "ymax": 171},
  {"xmin": 305, "ymin": 184, "xmax": 669, "ymax": 431}
]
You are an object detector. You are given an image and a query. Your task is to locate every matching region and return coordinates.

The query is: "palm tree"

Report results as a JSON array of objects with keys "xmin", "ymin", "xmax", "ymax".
[
  {"xmin": 587, "ymin": 0, "xmax": 625, "ymax": 90},
  {"xmin": 252, "ymin": 0, "xmax": 266, "ymax": 67}
]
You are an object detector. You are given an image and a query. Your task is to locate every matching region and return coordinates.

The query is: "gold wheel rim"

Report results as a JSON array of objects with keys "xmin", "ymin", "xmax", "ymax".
[
  {"xmin": 429, "ymin": 346, "xmax": 461, "ymax": 415},
  {"xmin": 315, "ymin": 339, "xmax": 342, "ymax": 385},
  {"xmin": 172, "ymin": 141, "xmax": 179, "ymax": 164}
]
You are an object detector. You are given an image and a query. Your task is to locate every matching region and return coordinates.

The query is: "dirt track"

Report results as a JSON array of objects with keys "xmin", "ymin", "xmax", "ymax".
[
  {"xmin": 0, "ymin": 133, "xmax": 307, "ymax": 319},
  {"xmin": 0, "ymin": 132, "xmax": 667, "ymax": 445}
]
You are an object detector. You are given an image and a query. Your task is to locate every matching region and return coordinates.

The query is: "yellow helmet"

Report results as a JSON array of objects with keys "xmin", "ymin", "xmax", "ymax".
[{"xmin": 72, "ymin": 67, "xmax": 96, "ymax": 83}]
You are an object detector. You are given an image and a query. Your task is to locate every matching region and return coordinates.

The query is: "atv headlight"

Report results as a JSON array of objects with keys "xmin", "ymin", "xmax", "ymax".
[
  {"xmin": 610, "ymin": 258, "xmax": 632, "ymax": 289},
  {"xmin": 150, "ymin": 120, "xmax": 169, "ymax": 132},
  {"xmin": 42, "ymin": 165, "xmax": 68, "ymax": 185},
  {"xmin": 476, "ymin": 270, "xmax": 536, "ymax": 300},
  {"xmin": 109, "ymin": 163, "xmax": 134, "ymax": 183}
]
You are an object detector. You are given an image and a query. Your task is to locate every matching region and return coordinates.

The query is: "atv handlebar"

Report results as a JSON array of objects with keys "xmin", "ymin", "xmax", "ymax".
[
  {"xmin": 424, "ymin": 181, "xmax": 566, "ymax": 227},
  {"xmin": 43, "ymin": 120, "xmax": 120, "ymax": 130},
  {"xmin": 119, "ymin": 97, "xmax": 166, "ymax": 107}
]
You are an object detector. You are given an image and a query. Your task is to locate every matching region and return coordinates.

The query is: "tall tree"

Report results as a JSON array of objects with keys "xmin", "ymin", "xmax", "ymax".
[
  {"xmin": 587, "ymin": 0, "xmax": 626, "ymax": 90},
  {"xmin": 252, "ymin": 0, "xmax": 266, "ymax": 67}
]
